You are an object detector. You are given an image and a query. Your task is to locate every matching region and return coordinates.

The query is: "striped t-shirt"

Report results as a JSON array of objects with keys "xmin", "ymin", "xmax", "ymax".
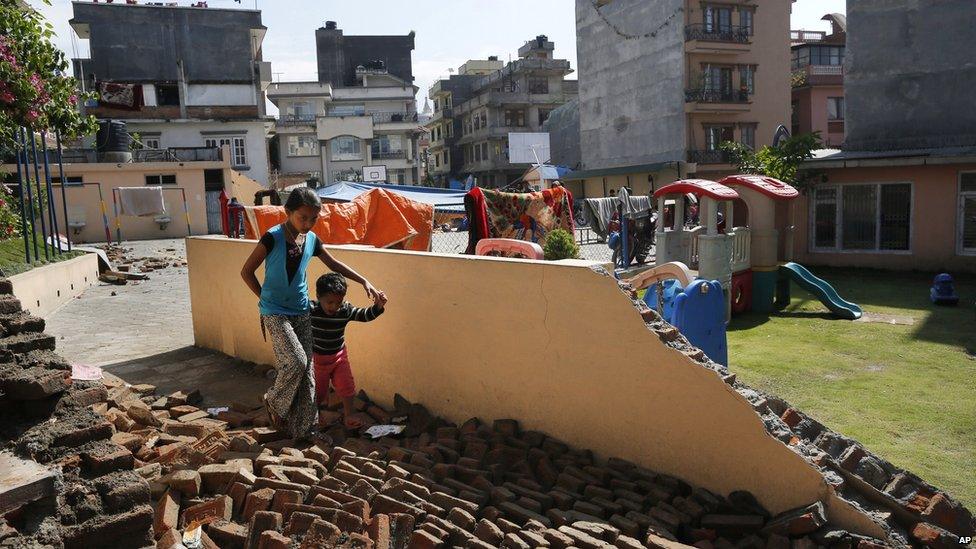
[{"xmin": 309, "ymin": 301, "xmax": 384, "ymax": 355}]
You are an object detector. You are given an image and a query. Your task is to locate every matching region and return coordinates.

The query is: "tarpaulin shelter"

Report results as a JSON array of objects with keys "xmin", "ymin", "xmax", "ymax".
[{"xmin": 242, "ymin": 188, "xmax": 435, "ymax": 251}]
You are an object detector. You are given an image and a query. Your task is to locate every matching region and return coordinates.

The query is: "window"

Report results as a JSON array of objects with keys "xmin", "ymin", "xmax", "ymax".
[
  {"xmin": 371, "ymin": 134, "xmax": 403, "ymax": 155},
  {"xmin": 474, "ymin": 144, "xmax": 481, "ymax": 162},
  {"xmin": 143, "ymin": 137, "xmax": 160, "ymax": 149},
  {"xmin": 479, "ymin": 111, "xmax": 487, "ymax": 128},
  {"xmin": 204, "ymin": 136, "xmax": 247, "ymax": 167},
  {"xmin": 328, "ymin": 104, "xmax": 365, "ymax": 116},
  {"xmin": 145, "ymin": 174, "xmax": 177, "ymax": 186},
  {"xmin": 538, "ymin": 109, "xmax": 552, "ymax": 126},
  {"xmin": 330, "ymin": 136, "xmax": 362, "ymax": 161},
  {"xmin": 702, "ymin": 65, "xmax": 733, "ymax": 94},
  {"xmin": 528, "ymin": 77, "xmax": 549, "ymax": 95},
  {"xmin": 740, "ymin": 124, "xmax": 756, "ymax": 149},
  {"xmin": 504, "ymin": 109, "xmax": 525, "ymax": 127},
  {"xmin": 827, "ymin": 97, "xmax": 845, "ymax": 120},
  {"xmin": 810, "ymin": 46, "xmax": 845, "ymax": 66},
  {"xmin": 53, "ymin": 176, "xmax": 83, "ymax": 186},
  {"xmin": 481, "ymin": 142, "xmax": 489, "ymax": 161},
  {"xmin": 287, "ymin": 135, "xmax": 318, "ymax": 157},
  {"xmin": 705, "ymin": 126, "xmax": 734, "ymax": 151},
  {"xmin": 739, "ymin": 65, "xmax": 755, "ymax": 94},
  {"xmin": 473, "ymin": 112, "xmax": 482, "ymax": 131},
  {"xmin": 704, "ymin": 6, "xmax": 732, "ymax": 33},
  {"xmin": 156, "ymin": 84, "xmax": 180, "ymax": 106},
  {"xmin": 434, "ymin": 154, "xmax": 440, "ymax": 168},
  {"xmin": 811, "ymin": 183, "xmax": 912, "ymax": 252},
  {"xmin": 289, "ymin": 101, "xmax": 313, "ymax": 118},
  {"xmin": 959, "ymin": 173, "xmax": 976, "ymax": 253},
  {"xmin": 740, "ymin": 9, "xmax": 754, "ymax": 35}
]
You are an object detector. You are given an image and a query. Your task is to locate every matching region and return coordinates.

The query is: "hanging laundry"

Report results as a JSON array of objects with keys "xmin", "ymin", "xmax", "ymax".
[
  {"xmin": 464, "ymin": 186, "xmax": 575, "ymax": 253},
  {"xmin": 98, "ymin": 82, "xmax": 143, "ymax": 110},
  {"xmin": 582, "ymin": 197, "xmax": 618, "ymax": 239},
  {"xmin": 118, "ymin": 186, "xmax": 166, "ymax": 217}
]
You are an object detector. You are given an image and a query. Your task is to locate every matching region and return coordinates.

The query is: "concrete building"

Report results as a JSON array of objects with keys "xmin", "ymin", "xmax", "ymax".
[
  {"xmin": 267, "ymin": 24, "xmax": 421, "ymax": 186},
  {"xmin": 426, "ymin": 38, "xmax": 578, "ymax": 189},
  {"xmin": 795, "ymin": 0, "xmax": 976, "ymax": 273},
  {"xmin": 565, "ymin": 0, "xmax": 791, "ymax": 198},
  {"xmin": 0, "ymin": 145, "xmax": 263, "ymax": 243},
  {"xmin": 791, "ymin": 14, "xmax": 846, "ymax": 148},
  {"xmin": 69, "ymin": 1, "xmax": 273, "ymax": 185}
]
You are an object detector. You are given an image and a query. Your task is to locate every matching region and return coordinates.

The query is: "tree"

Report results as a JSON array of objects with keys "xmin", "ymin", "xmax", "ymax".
[
  {"xmin": 0, "ymin": 0, "xmax": 96, "ymax": 149},
  {"xmin": 720, "ymin": 132, "xmax": 826, "ymax": 193}
]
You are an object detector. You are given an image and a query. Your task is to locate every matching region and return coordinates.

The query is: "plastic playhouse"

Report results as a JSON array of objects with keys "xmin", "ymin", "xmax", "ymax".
[{"xmin": 634, "ymin": 175, "xmax": 862, "ymax": 323}]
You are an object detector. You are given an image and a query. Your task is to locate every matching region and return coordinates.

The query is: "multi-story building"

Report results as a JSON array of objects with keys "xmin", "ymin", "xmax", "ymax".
[
  {"xmin": 267, "ymin": 23, "xmax": 421, "ymax": 186},
  {"xmin": 69, "ymin": 1, "xmax": 273, "ymax": 184},
  {"xmin": 426, "ymin": 39, "xmax": 578, "ymax": 189},
  {"xmin": 425, "ymin": 58, "xmax": 503, "ymax": 187},
  {"xmin": 791, "ymin": 14, "xmax": 846, "ymax": 148},
  {"xmin": 563, "ymin": 0, "xmax": 791, "ymax": 197},
  {"xmin": 796, "ymin": 0, "xmax": 976, "ymax": 274}
]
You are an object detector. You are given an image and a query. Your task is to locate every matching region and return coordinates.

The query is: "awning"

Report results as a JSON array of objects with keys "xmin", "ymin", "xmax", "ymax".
[
  {"xmin": 654, "ymin": 179, "xmax": 739, "ymax": 200},
  {"xmin": 317, "ymin": 181, "xmax": 466, "ymax": 212},
  {"xmin": 718, "ymin": 175, "xmax": 798, "ymax": 200}
]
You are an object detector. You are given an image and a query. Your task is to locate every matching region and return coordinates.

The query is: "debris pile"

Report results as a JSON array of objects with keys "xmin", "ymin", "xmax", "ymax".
[{"xmin": 98, "ymin": 244, "xmax": 187, "ymax": 273}]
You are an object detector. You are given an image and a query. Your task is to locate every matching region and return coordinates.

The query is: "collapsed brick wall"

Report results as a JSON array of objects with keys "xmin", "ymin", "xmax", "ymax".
[
  {"xmin": 0, "ymin": 278, "xmax": 154, "ymax": 549},
  {"xmin": 614, "ymin": 266, "xmax": 975, "ymax": 549}
]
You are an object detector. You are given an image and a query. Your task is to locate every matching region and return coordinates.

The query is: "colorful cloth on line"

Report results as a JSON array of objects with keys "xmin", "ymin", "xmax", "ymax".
[
  {"xmin": 98, "ymin": 82, "xmax": 143, "ymax": 109},
  {"xmin": 470, "ymin": 186, "xmax": 575, "ymax": 249}
]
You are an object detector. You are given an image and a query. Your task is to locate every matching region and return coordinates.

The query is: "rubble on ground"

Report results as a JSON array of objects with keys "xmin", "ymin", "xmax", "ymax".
[
  {"xmin": 1, "ymin": 268, "xmax": 972, "ymax": 549},
  {"xmin": 97, "ymin": 244, "xmax": 187, "ymax": 275}
]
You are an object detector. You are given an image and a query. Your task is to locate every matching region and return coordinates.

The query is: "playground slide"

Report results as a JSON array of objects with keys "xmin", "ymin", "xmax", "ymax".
[{"xmin": 778, "ymin": 262, "xmax": 863, "ymax": 320}]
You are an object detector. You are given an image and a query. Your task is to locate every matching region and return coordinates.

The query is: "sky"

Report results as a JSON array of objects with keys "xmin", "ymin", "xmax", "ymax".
[{"xmin": 30, "ymin": 0, "xmax": 846, "ymax": 114}]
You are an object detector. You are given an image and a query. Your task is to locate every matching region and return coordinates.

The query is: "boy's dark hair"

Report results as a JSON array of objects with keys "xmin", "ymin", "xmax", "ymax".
[
  {"xmin": 316, "ymin": 272, "xmax": 347, "ymax": 297},
  {"xmin": 284, "ymin": 187, "xmax": 322, "ymax": 212}
]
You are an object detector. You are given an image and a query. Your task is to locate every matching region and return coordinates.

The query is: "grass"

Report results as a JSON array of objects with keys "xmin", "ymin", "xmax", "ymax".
[
  {"xmin": 0, "ymin": 236, "xmax": 84, "ymax": 276},
  {"xmin": 727, "ymin": 266, "xmax": 976, "ymax": 507}
]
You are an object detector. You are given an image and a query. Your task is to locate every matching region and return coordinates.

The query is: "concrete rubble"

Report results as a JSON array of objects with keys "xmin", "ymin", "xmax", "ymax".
[{"xmin": 0, "ymin": 270, "xmax": 972, "ymax": 548}]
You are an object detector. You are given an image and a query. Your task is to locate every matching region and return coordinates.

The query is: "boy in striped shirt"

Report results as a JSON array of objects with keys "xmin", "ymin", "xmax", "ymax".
[{"xmin": 310, "ymin": 273, "xmax": 387, "ymax": 429}]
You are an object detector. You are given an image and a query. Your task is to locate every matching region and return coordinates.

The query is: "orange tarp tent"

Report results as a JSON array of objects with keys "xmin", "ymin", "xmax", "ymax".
[{"xmin": 243, "ymin": 188, "xmax": 434, "ymax": 251}]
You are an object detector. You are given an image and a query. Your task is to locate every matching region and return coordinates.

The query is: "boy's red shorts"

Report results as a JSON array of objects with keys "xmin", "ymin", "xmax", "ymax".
[{"xmin": 312, "ymin": 347, "xmax": 355, "ymax": 404}]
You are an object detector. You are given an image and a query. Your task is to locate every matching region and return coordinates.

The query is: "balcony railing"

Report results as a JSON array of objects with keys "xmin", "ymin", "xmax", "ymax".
[
  {"xmin": 688, "ymin": 149, "xmax": 731, "ymax": 164},
  {"xmin": 50, "ymin": 146, "xmax": 222, "ymax": 163},
  {"xmin": 684, "ymin": 24, "xmax": 751, "ymax": 44},
  {"xmin": 278, "ymin": 114, "xmax": 316, "ymax": 125},
  {"xmin": 322, "ymin": 111, "xmax": 420, "ymax": 124},
  {"xmin": 371, "ymin": 150, "xmax": 407, "ymax": 160},
  {"xmin": 684, "ymin": 88, "xmax": 750, "ymax": 104}
]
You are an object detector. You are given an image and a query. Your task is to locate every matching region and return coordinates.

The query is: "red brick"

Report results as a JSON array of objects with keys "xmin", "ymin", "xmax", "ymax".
[
  {"xmin": 371, "ymin": 494, "xmax": 426, "ymax": 519},
  {"xmin": 544, "ymin": 528, "xmax": 576, "ymax": 549},
  {"xmin": 154, "ymin": 489, "xmax": 180, "ymax": 538},
  {"xmin": 257, "ymin": 530, "xmax": 291, "ymax": 549},
  {"xmin": 912, "ymin": 522, "xmax": 959, "ymax": 549},
  {"xmin": 207, "ymin": 520, "xmax": 247, "ymax": 549},
  {"xmin": 367, "ymin": 513, "xmax": 391, "ymax": 549},
  {"xmin": 343, "ymin": 498, "xmax": 371, "ymax": 524},
  {"xmin": 228, "ymin": 482, "xmax": 250, "ymax": 517},
  {"xmin": 243, "ymin": 488, "xmax": 275, "ymax": 522},
  {"xmin": 410, "ymin": 529, "xmax": 444, "ymax": 548},
  {"xmin": 780, "ymin": 408, "xmax": 802, "ymax": 429},
  {"xmin": 270, "ymin": 489, "xmax": 302, "ymax": 515},
  {"xmin": 163, "ymin": 469, "xmax": 202, "ymax": 498},
  {"xmin": 182, "ymin": 496, "xmax": 233, "ymax": 528},
  {"xmin": 156, "ymin": 527, "xmax": 181, "ymax": 549},
  {"xmin": 839, "ymin": 445, "xmax": 867, "ymax": 472},
  {"xmin": 83, "ymin": 444, "xmax": 134, "ymax": 475},
  {"xmin": 245, "ymin": 510, "xmax": 282, "ymax": 549},
  {"xmin": 474, "ymin": 518, "xmax": 504, "ymax": 545},
  {"xmin": 922, "ymin": 493, "xmax": 972, "ymax": 534},
  {"xmin": 302, "ymin": 519, "xmax": 341, "ymax": 547},
  {"xmin": 61, "ymin": 506, "xmax": 154, "ymax": 549},
  {"xmin": 284, "ymin": 512, "xmax": 319, "ymax": 537}
]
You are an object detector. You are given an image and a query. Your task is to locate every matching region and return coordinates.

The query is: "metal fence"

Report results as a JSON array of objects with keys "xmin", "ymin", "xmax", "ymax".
[{"xmin": 9, "ymin": 127, "xmax": 74, "ymax": 265}]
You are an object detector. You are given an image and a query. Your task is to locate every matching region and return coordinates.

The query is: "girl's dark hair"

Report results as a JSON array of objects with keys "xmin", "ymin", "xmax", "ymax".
[
  {"xmin": 316, "ymin": 272, "xmax": 347, "ymax": 296},
  {"xmin": 284, "ymin": 187, "xmax": 322, "ymax": 212}
]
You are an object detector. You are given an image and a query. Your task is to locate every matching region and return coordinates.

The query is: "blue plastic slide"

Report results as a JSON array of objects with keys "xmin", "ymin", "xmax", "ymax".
[{"xmin": 777, "ymin": 262, "xmax": 862, "ymax": 320}]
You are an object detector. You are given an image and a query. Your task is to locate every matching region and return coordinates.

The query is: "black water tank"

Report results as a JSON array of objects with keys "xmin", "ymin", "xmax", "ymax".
[
  {"xmin": 96, "ymin": 120, "xmax": 130, "ymax": 153},
  {"xmin": 325, "ymin": 21, "xmax": 337, "ymax": 30}
]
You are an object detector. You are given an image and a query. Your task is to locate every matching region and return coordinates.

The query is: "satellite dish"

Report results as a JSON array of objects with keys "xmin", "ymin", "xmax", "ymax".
[{"xmin": 772, "ymin": 125, "xmax": 791, "ymax": 147}]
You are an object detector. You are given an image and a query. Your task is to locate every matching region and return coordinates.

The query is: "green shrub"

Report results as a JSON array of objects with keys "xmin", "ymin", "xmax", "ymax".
[{"xmin": 543, "ymin": 228, "xmax": 579, "ymax": 261}]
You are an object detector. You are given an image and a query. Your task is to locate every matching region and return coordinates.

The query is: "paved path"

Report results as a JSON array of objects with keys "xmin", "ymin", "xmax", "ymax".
[{"xmin": 46, "ymin": 239, "xmax": 269, "ymax": 407}]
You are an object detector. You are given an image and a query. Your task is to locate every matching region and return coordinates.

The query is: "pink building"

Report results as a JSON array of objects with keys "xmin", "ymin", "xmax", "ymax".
[{"xmin": 790, "ymin": 15, "xmax": 846, "ymax": 148}]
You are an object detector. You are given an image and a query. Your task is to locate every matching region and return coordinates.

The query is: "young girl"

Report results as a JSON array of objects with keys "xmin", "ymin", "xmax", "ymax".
[{"xmin": 240, "ymin": 187, "xmax": 382, "ymax": 439}]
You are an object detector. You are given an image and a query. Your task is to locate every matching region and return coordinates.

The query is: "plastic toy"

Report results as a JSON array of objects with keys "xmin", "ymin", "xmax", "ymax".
[
  {"xmin": 672, "ymin": 279, "xmax": 728, "ymax": 366},
  {"xmin": 930, "ymin": 273, "xmax": 959, "ymax": 305}
]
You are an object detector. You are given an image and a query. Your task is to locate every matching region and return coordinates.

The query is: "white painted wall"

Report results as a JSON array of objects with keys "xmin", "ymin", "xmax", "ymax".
[
  {"xmin": 127, "ymin": 120, "xmax": 270, "ymax": 184},
  {"xmin": 185, "ymin": 84, "xmax": 257, "ymax": 106}
]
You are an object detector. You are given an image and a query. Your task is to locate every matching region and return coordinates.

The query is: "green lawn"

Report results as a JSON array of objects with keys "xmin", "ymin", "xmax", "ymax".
[
  {"xmin": 727, "ymin": 267, "xmax": 976, "ymax": 507},
  {"xmin": 0, "ymin": 236, "xmax": 83, "ymax": 276}
]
